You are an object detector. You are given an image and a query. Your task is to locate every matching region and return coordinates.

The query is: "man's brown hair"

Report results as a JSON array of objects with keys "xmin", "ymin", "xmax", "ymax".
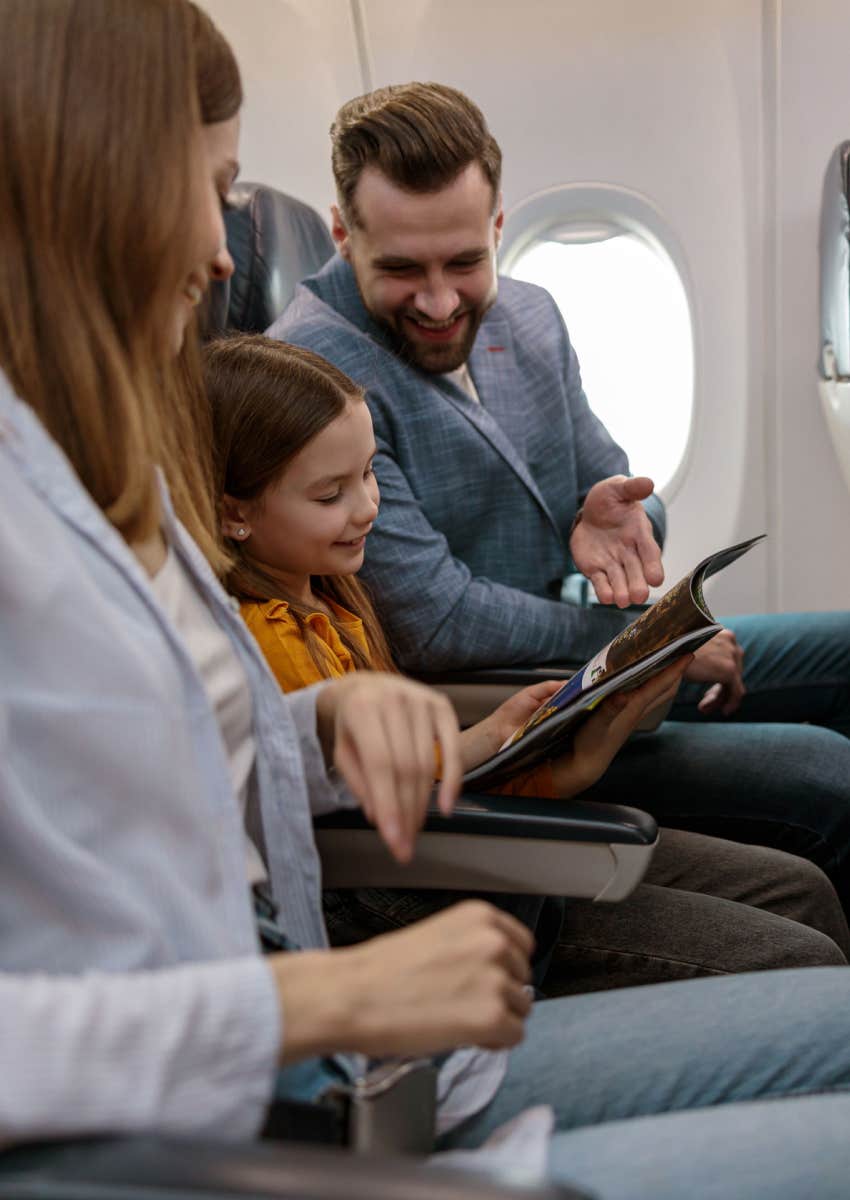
[{"xmin": 331, "ymin": 82, "xmax": 502, "ymax": 226}]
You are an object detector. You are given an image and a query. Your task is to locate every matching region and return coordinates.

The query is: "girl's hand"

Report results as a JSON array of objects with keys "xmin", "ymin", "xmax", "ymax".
[
  {"xmin": 271, "ymin": 900, "xmax": 534, "ymax": 1063},
  {"xmin": 315, "ymin": 673, "xmax": 462, "ymax": 863},
  {"xmin": 459, "ymin": 679, "xmax": 567, "ymax": 770},
  {"xmin": 550, "ymin": 655, "xmax": 691, "ymax": 796}
]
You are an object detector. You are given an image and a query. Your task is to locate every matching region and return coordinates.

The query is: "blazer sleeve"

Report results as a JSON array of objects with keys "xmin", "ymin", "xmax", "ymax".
[
  {"xmin": 362, "ymin": 439, "xmax": 633, "ymax": 672},
  {"xmin": 560, "ymin": 316, "xmax": 666, "ymax": 549}
]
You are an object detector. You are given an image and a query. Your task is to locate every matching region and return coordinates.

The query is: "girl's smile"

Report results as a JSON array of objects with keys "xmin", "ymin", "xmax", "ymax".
[{"xmin": 224, "ymin": 395, "xmax": 379, "ymax": 605}]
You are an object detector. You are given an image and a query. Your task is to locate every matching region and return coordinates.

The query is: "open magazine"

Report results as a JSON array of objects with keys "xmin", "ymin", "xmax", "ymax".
[{"xmin": 462, "ymin": 534, "xmax": 765, "ymax": 791}]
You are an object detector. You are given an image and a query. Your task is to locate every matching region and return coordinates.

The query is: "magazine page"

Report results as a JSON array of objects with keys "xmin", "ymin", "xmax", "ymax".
[
  {"xmin": 465, "ymin": 623, "xmax": 722, "ymax": 789},
  {"xmin": 499, "ymin": 534, "xmax": 766, "ymax": 752},
  {"xmin": 688, "ymin": 534, "xmax": 766, "ymax": 617}
]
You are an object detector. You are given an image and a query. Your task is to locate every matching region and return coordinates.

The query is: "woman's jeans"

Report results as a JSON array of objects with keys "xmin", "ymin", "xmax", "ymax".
[{"xmin": 442, "ymin": 966, "xmax": 850, "ymax": 1198}]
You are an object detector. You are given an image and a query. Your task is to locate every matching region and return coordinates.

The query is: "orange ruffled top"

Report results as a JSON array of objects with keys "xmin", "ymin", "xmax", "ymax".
[{"xmin": 241, "ymin": 596, "xmax": 554, "ymax": 799}]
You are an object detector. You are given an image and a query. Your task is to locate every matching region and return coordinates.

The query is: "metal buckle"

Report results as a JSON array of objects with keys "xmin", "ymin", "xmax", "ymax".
[{"xmin": 324, "ymin": 1059, "xmax": 438, "ymax": 1156}]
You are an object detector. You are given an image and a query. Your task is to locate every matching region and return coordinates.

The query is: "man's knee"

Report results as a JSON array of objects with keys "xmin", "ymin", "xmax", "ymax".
[{"xmin": 764, "ymin": 922, "xmax": 847, "ymax": 969}]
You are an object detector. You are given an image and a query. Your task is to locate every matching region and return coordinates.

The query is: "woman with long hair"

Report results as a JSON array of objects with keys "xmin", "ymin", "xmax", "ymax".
[{"xmin": 5, "ymin": 5, "xmax": 850, "ymax": 1197}]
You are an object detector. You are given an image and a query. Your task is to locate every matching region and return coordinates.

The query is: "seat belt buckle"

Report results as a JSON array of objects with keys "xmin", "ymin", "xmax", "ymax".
[{"xmin": 324, "ymin": 1059, "xmax": 438, "ymax": 1156}]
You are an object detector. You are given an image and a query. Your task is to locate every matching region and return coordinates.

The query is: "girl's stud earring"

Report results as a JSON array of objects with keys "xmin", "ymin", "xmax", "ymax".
[{"xmin": 237, "ymin": 527, "xmax": 247, "ymax": 539}]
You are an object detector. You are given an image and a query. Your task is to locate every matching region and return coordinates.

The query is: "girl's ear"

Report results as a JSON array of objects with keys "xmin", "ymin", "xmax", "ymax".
[{"xmin": 221, "ymin": 493, "xmax": 251, "ymax": 541}]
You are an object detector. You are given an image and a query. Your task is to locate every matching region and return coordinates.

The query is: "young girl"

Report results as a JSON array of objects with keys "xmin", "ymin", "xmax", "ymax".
[
  {"xmin": 204, "ymin": 332, "xmax": 850, "ymax": 993},
  {"xmin": 205, "ymin": 332, "xmax": 687, "ymax": 803}
]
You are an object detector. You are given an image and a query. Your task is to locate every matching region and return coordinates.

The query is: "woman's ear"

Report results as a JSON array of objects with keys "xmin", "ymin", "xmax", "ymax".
[{"xmin": 221, "ymin": 493, "xmax": 251, "ymax": 541}]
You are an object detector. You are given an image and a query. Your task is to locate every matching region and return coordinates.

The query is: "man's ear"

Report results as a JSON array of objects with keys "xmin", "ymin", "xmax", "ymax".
[
  {"xmin": 221, "ymin": 493, "xmax": 251, "ymax": 541},
  {"xmin": 331, "ymin": 204, "xmax": 352, "ymax": 261},
  {"xmin": 494, "ymin": 195, "xmax": 504, "ymax": 249}
]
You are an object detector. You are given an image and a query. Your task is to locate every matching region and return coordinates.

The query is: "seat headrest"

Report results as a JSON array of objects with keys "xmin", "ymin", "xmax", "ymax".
[
  {"xmin": 214, "ymin": 182, "xmax": 335, "ymax": 336},
  {"xmin": 819, "ymin": 142, "xmax": 850, "ymax": 379}
]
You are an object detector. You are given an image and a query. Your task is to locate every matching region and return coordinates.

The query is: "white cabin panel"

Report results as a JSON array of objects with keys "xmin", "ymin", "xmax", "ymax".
[
  {"xmin": 774, "ymin": 0, "xmax": 850, "ymax": 613},
  {"xmin": 198, "ymin": 0, "xmax": 362, "ymax": 218}
]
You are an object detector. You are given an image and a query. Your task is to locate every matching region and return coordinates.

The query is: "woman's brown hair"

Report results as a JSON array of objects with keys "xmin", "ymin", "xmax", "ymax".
[
  {"xmin": 0, "ymin": 0, "xmax": 240, "ymax": 572},
  {"xmin": 204, "ymin": 335, "xmax": 396, "ymax": 676}
]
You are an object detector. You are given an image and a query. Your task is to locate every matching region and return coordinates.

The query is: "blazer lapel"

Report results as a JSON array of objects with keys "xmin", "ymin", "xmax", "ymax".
[{"xmin": 450, "ymin": 310, "xmax": 563, "ymax": 543}]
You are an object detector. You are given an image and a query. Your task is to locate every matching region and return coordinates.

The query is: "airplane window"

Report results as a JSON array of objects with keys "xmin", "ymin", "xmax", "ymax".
[{"xmin": 507, "ymin": 226, "xmax": 694, "ymax": 496}]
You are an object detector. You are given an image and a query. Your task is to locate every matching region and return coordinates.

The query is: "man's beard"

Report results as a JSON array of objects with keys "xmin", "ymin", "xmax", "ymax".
[{"xmin": 374, "ymin": 307, "xmax": 487, "ymax": 374}]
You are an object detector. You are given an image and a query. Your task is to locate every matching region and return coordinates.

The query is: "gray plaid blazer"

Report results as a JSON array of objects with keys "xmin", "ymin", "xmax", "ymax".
[{"xmin": 269, "ymin": 256, "xmax": 665, "ymax": 671}]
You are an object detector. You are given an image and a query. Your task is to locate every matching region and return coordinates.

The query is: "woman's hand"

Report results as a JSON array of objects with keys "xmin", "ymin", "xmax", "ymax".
[
  {"xmin": 549, "ymin": 655, "xmax": 691, "ymax": 797},
  {"xmin": 270, "ymin": 900, "xmax": 534, "ymax": 1063},
  {"xmin": 315, "ymin": 673, "xmax": 462, "ymax": 864}
]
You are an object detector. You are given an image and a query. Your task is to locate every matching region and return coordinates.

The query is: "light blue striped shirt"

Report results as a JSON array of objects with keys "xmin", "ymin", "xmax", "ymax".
[{"xmin": 0, "ymin": 372, "xmax": 354, "ymax": 1139}]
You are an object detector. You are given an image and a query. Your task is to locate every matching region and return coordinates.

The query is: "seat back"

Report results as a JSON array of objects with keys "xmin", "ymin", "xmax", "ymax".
[
  {"xmin": 203, "ymin": 182, "xmax": 334, "ymax": 338},
  {"xmin": 222, "ymin": 182, "xmax": 334, "ymax": 334}
]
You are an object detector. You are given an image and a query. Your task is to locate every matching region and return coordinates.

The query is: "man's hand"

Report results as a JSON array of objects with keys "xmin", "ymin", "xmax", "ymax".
[
  {"xmin": 315, "ymin": 673, "xmax": 462, "ymax": 864},
  {"xmin": 272, "ymin": 901, "xmax": 534, "ymax": 1062},
  {"xmin": 685, "ymin": 629, "xmax": 746, "ymax": 716},
  {"xmin": 569, "ymin": 475, "xmax": 664, "ymax": 607}
]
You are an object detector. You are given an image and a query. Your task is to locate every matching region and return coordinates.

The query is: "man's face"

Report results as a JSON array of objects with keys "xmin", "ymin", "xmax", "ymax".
[{"xmin": 332, "ymin": 163, "xmax": 503, "ymax": 374}]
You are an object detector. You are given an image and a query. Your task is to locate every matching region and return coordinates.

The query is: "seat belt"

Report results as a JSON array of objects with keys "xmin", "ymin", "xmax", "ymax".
[{"xmin": 252, "ymin": 883, "xmax": 437, "ymax": 1154}]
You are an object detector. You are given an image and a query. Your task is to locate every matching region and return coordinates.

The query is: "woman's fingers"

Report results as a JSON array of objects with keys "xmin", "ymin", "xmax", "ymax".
[
  {"xmin": 488, "ymin": 904, "xmax": 536, "ymax": 971},
  {"xmin": 376, "ymin": 698, "xmax": 424, "ymax": 861},
  {"xmin": 433, "ymin": 694, "xmax": 463, "ymax": 815},
  {"xmin": 330, "ymin": 675, "xmax": 462, "ymax": 861},
  {"xmin": 336, "ymin": 707, "xmax": 402, "ymax": 852}
]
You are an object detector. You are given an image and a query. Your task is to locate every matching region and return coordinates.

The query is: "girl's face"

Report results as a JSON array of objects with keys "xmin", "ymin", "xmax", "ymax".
[
  {"xmin": 232, "ymin": 397, "xmax": 380, "ymax": 591},
  {"xmin": 170, "ymin": 115, "xmax": 240, "ymax": 354}
]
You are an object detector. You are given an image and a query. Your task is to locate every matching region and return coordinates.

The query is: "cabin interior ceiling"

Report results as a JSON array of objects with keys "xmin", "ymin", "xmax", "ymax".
[{"xmin": 200, "ymin": 0, "xmax": 850, "ymax": 616}]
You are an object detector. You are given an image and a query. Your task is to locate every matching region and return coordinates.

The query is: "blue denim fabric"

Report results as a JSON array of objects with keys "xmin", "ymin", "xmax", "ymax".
[
  {"xmin": 442, "ymin": 967, "xmax": 850, "ymax": 1198},
  {"xmin": 672, "ymin": 610, "xmax": 850, "ymax": 735},
  {"xmin": 581, "ymin": 611, "xmax": 850, "ymax": 911},
  {"xmin": 547, "ymin": 1094, "xmax": 850, "ymax": 1199}
]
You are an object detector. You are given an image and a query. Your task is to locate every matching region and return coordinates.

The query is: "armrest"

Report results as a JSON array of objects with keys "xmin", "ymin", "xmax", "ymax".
[
  {"xmin": 315, "ymin": 794, "xmax": 657, "ymax": 902},
  {"xmin": 0, "ymin": 1137, "xmax": 593, "ymax": 1200}
]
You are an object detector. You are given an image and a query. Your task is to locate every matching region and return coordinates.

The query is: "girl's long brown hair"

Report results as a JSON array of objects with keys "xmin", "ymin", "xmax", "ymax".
[
  {"xmin": 203, "ymin": 335, "xmax": 396, "ymax": 677},
  {"xmin": 0, "ymin": 0, "xmax": 240, "ymax": 573}
]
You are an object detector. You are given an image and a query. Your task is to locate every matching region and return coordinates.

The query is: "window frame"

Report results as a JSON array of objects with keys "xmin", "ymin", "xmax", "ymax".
[{"xmin": 500, "ymin": 183, "xmax": 698, "ymax": 504}]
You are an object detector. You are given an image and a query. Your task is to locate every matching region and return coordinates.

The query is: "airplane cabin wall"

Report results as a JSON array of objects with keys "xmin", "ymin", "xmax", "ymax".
[
  {"xmin": 774, "ymin": 0, "xmax": 850, "ymax": 614},
  {"xmin": 199, "ymin": 0, "xmax": 850, "ymax": 618},
  {"xmin": 197, "ymin": 0, "xmax": 362, "ymax": 214}
]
